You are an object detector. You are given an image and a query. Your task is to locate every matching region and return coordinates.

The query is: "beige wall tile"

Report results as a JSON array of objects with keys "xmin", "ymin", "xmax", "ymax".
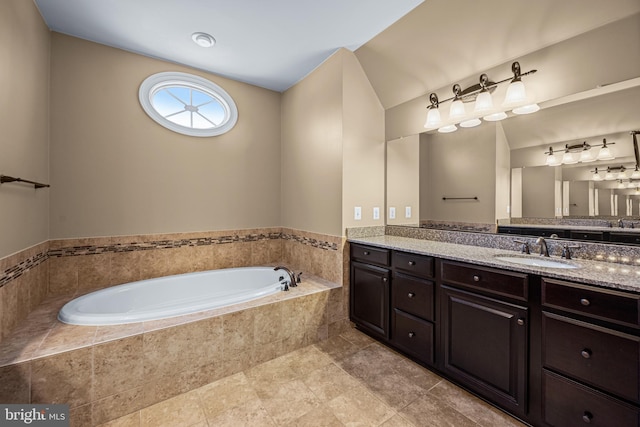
[
  {"xmin": 30, "ymin": 261, "xmax": 50, "ymax": 310},
  {"xmin": 253, "ymin": 303, "xmax": 284, "ymax": 345},
  {"xmin": 48, "ymin": 256, "xmax": 79, "ymax": 296},
  {"xmin": 78, "ymin": 253, "xmax": 113, "ymax": 291},
  {"xmin": 0, "ymin": 362, "xmax": 30, "ymax": 403},
  {"xmin": 1, "ymin": 280, "xmax": 19, "ymax": 339},
  {"xmin": 31, "ymin": 347, "xmax": 93, "ymax": 408},
  {"xmin": 92, "ymin": 386, "xmax": 145, "ymax": 426},
  {"xmin": 70, "ymin": 403, "xmax": 93, "ymax": 427},
  {"xmin": 94, "ymin": 335, "xmax": 144, "ymax": 400},
  {"xmin": 110, "ymin": 251, "xmax": 141, "ymax": 285},
  {"xmin": 222, "ymin": 309, "xmax": 255, "ymax": 357},
  {"xmin": 35, "ymin": 324, "xmax": 97, "ymax": 357},
  {"xmin": 140, "ymin": 390, "xmax": 206, "ymax": 427}
]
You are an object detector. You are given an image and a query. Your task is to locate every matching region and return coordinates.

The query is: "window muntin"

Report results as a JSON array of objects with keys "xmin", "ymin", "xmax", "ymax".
[{"xmin": 139, "ymin": 72, "xmax": 238, "ymax": 137}]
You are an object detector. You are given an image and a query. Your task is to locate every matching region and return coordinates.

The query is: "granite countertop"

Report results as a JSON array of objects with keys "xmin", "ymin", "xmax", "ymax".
[{"xmin": 349, "ymin": 235, "xmax": 640, "ymax": 293}]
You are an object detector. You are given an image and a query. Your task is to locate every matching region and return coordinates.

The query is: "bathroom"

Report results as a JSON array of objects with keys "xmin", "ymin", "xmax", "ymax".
[{"xmin": 2, "ymin": 0, "xmax": 640, "ymax": 426}]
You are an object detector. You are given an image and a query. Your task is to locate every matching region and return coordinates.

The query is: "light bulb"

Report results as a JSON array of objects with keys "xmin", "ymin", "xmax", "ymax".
[
  {"xmin": 438, "ymin": 124, "xmax": 457, "ymax": 133},
  {"xmin": 512, "ymin": 104, "xmax": 540, "ymax": 115},
  {"xmin": 483, "ymin": 112, "xmax": 508, "ymax": 121},
  {"xmin": 460, "ymin": 118, "xmax": 481, "ymax": 128},
  {"xmin": 424, "ymin": 107, "xmax": 442, "ymax": 128}
]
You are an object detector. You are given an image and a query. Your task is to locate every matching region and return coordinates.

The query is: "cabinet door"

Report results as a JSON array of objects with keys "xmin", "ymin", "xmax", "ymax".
[
  {"xmin": 441, "ymin": 285, "xmax": 528, "ymax": 417},
  {"xmin": 350, "ymin": 261, "xmax": 390, "ymax": 339}
]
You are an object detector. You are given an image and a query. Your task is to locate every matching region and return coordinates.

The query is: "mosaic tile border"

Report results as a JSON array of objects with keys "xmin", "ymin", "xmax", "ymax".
[{"xmin": 0, "ymin": 232, "xmax": 339, "ymax": 288}]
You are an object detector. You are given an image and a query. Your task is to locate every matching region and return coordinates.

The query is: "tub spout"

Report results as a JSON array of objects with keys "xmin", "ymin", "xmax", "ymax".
[{"xmin": 274, "ymin": 266, "xmax": 297, "ymax": 290}]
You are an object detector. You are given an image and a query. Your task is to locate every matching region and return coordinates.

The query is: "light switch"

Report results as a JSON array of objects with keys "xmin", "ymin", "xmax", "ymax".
[
  {"xmin": 405, "ymin": 206, "xmax": 412, "ymax": 218},
  {"xmin": 354, "ymin": 206, "xmax": 362, "ymax": 220},
  {"xmin": 389, "ymin": 207, "xmax": 396, "ymax": 219},
  {"xmin": 373, "ymin": 207, "xmax": 380, "ymax": 220}
]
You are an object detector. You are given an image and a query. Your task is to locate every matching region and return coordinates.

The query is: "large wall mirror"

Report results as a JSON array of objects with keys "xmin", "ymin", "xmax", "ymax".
[{"xmin": 386, "ymin": 80, "xmax": 640, "ymax": 233}]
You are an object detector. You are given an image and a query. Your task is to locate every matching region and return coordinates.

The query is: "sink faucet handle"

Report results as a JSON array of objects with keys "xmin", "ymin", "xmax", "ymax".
[
  {"xmin": 561, "ymin": 244, "xmax": 581, "ymax": 260},
  {"xmin": 296, "ymin": 272, "xmax": 303, "ymax": 283},
  {"xmin": 513, "ymin": 239, "xmax": 530, "ymax": 254}
]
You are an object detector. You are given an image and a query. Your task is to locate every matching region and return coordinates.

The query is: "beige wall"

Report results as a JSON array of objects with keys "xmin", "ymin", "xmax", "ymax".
[
  {"xmin": 495, "ymin": 123, "xmax": 511, "ymax": 222},
  {"xmin": 0, "ymin": 0, "xmax": 50, "ymax": 258},
  {"xmin": 49, "ymin": 34, "xmax": 282, "ymax": 239},
  {"xmin": 341, "ymin": 50, "xmax": 385, "ymax": 230},
  {"xmin": 387, "ymin": 136, "xmax": 419, "ymax": 226},
  {"xmin": 522, "ymin": 167, "xmax": 557, "ymax": 217},
  {"xmin": 281, "ymin": 49, "xmax": 385, "ymax": 236}
]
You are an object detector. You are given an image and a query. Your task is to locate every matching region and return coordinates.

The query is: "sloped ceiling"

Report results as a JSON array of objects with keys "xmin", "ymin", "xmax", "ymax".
[{"xmin": 356, "ymin": 0, "xmax": 640, "ymax": 109}]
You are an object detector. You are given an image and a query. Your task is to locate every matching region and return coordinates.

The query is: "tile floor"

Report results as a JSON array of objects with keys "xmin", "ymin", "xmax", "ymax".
[{"xmin": 98, "ymin": 328, "xmax": 527, "ymax": 427}]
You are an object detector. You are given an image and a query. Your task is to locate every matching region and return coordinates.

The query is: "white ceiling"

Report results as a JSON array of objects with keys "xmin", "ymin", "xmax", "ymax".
[{"xmin": 33, "ymin": 0, "xmax": 424, "ymax": 92}]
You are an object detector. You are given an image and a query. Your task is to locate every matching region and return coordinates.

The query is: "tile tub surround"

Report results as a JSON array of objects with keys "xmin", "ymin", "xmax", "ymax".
[
  {"xmin": 0, "ymin": 275, "xmax": 348, "ymax": 426},
  {"xmin": 0, "ymin": 227, "xmax": 346, "ymax": 343}
]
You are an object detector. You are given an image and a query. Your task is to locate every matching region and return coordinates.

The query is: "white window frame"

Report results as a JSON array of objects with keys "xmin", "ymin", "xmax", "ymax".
[{"xmin": 139, "ymin": 72, "xmax": 238, "ymax": 137}]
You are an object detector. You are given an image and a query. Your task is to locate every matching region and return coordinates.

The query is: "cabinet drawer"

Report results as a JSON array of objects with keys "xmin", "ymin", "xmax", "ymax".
[
  {"xmin": 543, "ymin": 313, "xmax": 640, "ymax": 403},
  {"xmin": 440, "ymin": 260, "xmax": 528, "ymax": 301},
  {"xmin": 543, "ymin": 370, "xmax": 640, "ymax": 427},
  {"xmin": 392, "ymin": 309, "xmax": 434, "ymax": 365},
  {"xmin": 569, "ymin": 230, "xmax": 604, "ymax": 241},
  {"xmin": 610, "ymin": 232, "xmax": 640, "ymax": 245},
  {"xmin": 392, "ymin": 251, "xmax": 434, "ymax": 278},
  {"xmin": 542, "ymin": 278, "xmax": 640, "ymax": 327},
  {"xmin": 350, "ymin": 244, "xmax": 390, "ymax": 267},
  {"xmin": 392, "ymin": 273, "xmax": 434, "ymax": 321}
]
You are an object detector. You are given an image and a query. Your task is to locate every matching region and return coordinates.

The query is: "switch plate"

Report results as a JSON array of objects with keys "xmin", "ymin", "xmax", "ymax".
[
  {"xmin": 373, "ymin": 207, "xmax": 380, "ymax": 220},
  {"xmin": 405, "ymin": 206, "xmax": 412, "ymax": 218},
  {"xmin": 389, "ymin": 207, "xmax": 396, "ymax": 219},
  {"xmin": 354, "ymin": 206, "xmax": 362, "ymax": 220}
]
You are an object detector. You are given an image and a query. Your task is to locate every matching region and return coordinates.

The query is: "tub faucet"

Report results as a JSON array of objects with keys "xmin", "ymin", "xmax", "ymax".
[
  {"xmin": 274, "ymin": 266, "xmax": 297, "ymax": 291},
  {"xmin": 535, "ymin": 237, "xmax": 550, "ymax": 257},
  {"xmin": 619, "ymin": 218, "xmax": 625, "ymax": 228}
]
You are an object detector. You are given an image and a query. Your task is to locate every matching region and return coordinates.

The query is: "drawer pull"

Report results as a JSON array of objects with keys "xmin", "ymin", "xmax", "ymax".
[
  {"xmin": 408, "ymin": 332, "xmax": 415, "ymax": 338},
  {"xmin": 407, "ymin": 292, "xmax": 415, "ymax": 299},
  {"xmin": 582, "ymin": 411, "xmax": 593, "ymax": 423},
  {"xmin": 517, "ymin": 318, "xmax": 525, "ymax": 326},
  {"xmin": 581, "ymin": 349, "xmax": 592, "ymax": 359},
  {"xmin": 580, "ymin": 298, "xmax": 590, "ymax": 306},
  {"xmin": 473, "ymin": 275, "xmax": 481, "ymax": 282},
  {"xmin": 363, "ymin": 251, "xmax": 370, "ymax": 255},
  {"xmin": 408, "ymin": 261, "xmax": 416, "ymax": 266}
]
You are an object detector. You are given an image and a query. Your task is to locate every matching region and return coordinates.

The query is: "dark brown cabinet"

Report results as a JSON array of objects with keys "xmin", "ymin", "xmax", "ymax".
[
  {"xmin": 440, "ymin": 280, "xmax": 528, "ymax": 417},
  {"xmin": 350, "ymin": 261, "xmax": 390, "ymax": 339}
]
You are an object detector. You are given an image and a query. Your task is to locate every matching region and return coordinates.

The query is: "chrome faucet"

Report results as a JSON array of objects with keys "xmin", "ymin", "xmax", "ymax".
[
  {"xmin": 535, "ymin": 237, "xmax": 550, "ymax": 257},
  {"xmin": 619, "ymin": 218, "xmax": 625, "ymax": 228},
  {"xmin": 513, "ymin": 239, "xmax": 530, "ymax": 254},
  {"xmin": 274, "ymin": 266, "xmax": 297, "ymax": 291}
]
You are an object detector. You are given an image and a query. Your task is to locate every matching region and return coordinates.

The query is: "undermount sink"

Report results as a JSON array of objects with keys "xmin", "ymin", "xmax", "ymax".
[{"xmin": 494, "ymin": 255, "xmax": 579, "ymax": 269}]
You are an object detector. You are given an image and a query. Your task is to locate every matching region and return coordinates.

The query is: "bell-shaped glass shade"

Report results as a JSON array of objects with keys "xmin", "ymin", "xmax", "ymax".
[
  {"xmin": 503, "ymin": 80, "xmax": 527, "ymax": 106},
  {"xmin": 592, "ymin": 171, "xmax": 602, "ymax": 181},
  {"xmin": 437, "ymin": 124, "xmax": 457, "ymax": 133},
  {"xmin": 631, "ymin": 167, "xmax": 640, "ymax": 179},
  {"xmin": 562, "ymin": 151, "xmax": 578, "ymax": 165},
  {"xmin": 424, "ymin": 107, "xmax": 442, "ymax": 128},
  {"xmin": 546, "ymin": 152, "xmax": 560, "ymax": 166},
  {"xmin": 460, "ymin": 118, "xmax": 481, "ymax": 128},
  {"xmin": 597, "ymin": 145, "xmax": 614, "ymax": 161},
  {"xmin": 474, "ymin": 90, "xmax": 493, "ymax": 113},
  {"xmin": 605, "ymin": 170, "xmax": 616, "ymax": 180},
  {"xmin": 483, "ymin": 112, "xmax": 508, "ymax": 122},
  {"xmin": 512, "ymin": 103, "xmax": 540, "ymax": 114},
  {"xmin": 579, "ymin": 148, "xmax": 595, "ymax": 163},
  {"xmin": 449, "ymin": 99, "xmax": 466, "ymax": 121}
]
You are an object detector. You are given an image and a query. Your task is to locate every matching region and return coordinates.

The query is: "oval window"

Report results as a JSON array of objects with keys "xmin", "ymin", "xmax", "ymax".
[{"xmin": 139, "ymin": 72, "xmax": 238, "ymax": 137}]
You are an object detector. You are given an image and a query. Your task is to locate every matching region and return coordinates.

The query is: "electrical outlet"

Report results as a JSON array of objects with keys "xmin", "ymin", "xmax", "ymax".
[
  {"xmin": 405, "ymin": 206, "xmax": 412, "ymax": 218},
  {"xmin": 354, "ymin": 206, "xmax": 362, "ymax": 220},
  {"xmin": 373, "ymin": 207, "xmax": 380, "ymax": 220},
  {"xmin": 389, "ymin": 207, "xmax": 396, "ymax": 219}
]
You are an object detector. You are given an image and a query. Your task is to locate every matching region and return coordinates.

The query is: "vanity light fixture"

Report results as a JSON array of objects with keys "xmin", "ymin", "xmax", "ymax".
[
  {"xmin": 596, "ymin": 138, "xmax": 615, "ymax": 161},
  {"xmin": 545, "ymin": 147, "xmax": 561, "ymax": 166},
  {"xmin": 592, "ymin": 167, "xmax": 603, "ymax": 181},
  {"xmin": 546, "ymin": 139, "xmax": 615, "ymax": 166},
  {"xmin": 423, "ymin": 61, "xmax": 538, "ymax": 133}
]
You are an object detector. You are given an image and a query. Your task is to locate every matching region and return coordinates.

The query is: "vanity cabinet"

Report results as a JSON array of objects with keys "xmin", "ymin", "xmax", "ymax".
[
  {"xmin": 541, "ymin": 278, "xmax": 640, "ymax": 427},
  {"xmin": 440, "ymin": 260, "xmax": 529, "ymax": 418}
]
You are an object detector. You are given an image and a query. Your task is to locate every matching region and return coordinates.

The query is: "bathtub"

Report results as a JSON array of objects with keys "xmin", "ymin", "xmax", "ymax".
[{"xmin": 58, "ymin": 267, "xmax": 287, "ymax": 326}]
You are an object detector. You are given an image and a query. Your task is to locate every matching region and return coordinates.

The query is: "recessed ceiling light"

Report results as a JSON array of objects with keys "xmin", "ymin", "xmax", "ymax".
[{"xmin": 191, "ymin": 32, "xmax": 216, "ymax": 48}]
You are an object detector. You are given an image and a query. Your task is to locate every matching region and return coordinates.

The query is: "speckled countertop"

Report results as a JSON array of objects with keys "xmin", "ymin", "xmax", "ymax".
[{"xmin": 349, "ymin": 235, "xmax": 640, "ymax": 293}]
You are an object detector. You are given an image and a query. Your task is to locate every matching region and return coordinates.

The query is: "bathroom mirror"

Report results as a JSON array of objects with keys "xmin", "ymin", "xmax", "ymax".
[{"xmin": 386, "ymin": 81, "xmax": 640, "ymax": 232}]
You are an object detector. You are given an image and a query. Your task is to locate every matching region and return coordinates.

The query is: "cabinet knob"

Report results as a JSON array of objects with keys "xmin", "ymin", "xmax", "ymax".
[
  {"xmin": 581, "ymin": 349, "xmax": 592, "ymax": 359},
  {"xmin": 517, "ymin": 318, "xmax": 525, "ymax": 326},
  {"xmin": 408, "ymin": 261, "xmax": 416, "ymax": 266},
  {"xmin": 382, "ymin": 277, "xmax": 388, "ymax": 282},
  {"xmin": 582, "ymin": 411, "xmax": 593, "ymax": 423},
  {"xmin": 408, "ymin": 332, "xmax": 415, "ymax": 338},
  {"xmin": 473, "ymin": 275, "xmax": 481, "ymax": 282},
  {"xmin": 408, "ymin": 292, "xmax": 415, "ymax": 299},
  {"xmin": 580, "ymin": 298, "xmax": 590, "ymax": 306},
  {"xmin": 363, "ymin": 251, "xmax": 370, "ymax": 255}
]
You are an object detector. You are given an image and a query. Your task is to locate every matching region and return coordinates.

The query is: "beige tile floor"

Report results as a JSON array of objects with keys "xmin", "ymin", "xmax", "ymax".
[{"xmin": 98, "ymin": 328, "xmax": 527, "ymax": 427}]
